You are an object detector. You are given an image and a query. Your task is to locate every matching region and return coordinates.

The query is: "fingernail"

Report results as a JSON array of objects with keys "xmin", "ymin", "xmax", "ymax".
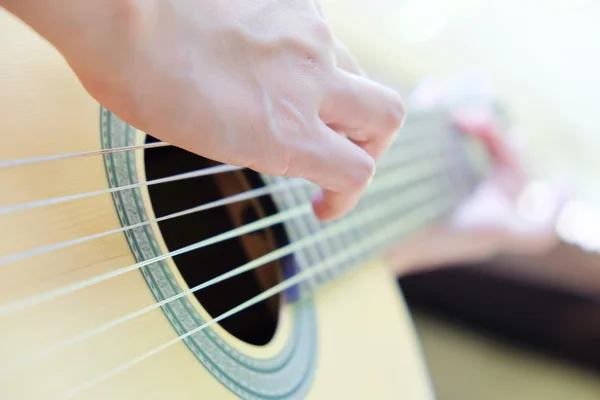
[{"xmin": 367, "ymin": 165, "xmax": 376, "ymax": 186}]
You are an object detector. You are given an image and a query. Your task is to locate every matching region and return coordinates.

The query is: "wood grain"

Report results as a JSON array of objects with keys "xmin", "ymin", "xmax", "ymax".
[{"xmin": 0, "ymin": 9, "xmax": 433, "ymax": 400}]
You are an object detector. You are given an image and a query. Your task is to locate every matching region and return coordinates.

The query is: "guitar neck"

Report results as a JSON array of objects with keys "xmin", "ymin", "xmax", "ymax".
[{"xmin": 261, "ymin": 108, "xmax": 494, "ymax": 296}]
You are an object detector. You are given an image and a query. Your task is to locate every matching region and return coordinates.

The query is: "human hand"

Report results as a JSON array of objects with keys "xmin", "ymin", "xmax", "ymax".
[
  {"xmin": 4, "ymin": 0, "xmax": 405, "ymax": 221},
  {"xmin": 389, "ymin": 107, "xmax": 568, "ymax": 276}
]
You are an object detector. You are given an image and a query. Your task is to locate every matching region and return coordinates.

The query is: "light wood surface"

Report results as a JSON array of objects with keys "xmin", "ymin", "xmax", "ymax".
[{"xmin": 0, "ymin": 9, "xmax": 433, "ymax": 399}]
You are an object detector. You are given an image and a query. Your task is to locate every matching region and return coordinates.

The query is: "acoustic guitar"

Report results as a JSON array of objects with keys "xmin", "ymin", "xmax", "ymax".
[{"xmin": 0, "ymin": 9, "xmax": 494, "ymax": 400}]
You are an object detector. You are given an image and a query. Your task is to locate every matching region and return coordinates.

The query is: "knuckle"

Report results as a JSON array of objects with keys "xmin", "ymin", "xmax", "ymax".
[{"xmin": 310, "ymin": 19, "xmax": 334, "ymax": 44}]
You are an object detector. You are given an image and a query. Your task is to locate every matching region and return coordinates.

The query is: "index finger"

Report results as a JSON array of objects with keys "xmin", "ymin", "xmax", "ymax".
[
  {"xmin": 280, "ymin": 120, "xmax": 375, "ymax": 221},
  {"xmin": 320, "ymin": 70, "xmax": 406, "ymax": 160}
]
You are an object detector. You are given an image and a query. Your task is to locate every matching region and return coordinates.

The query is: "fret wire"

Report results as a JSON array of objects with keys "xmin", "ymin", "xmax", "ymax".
[
  {"xmin": 442, "ymin": 124, "xmax": 477, "ymax": 203},
  {"xmin": 338, "ymin": 115, "xmax": 450, "ymax": 268},
  {"xmin": 301, "ymin": 145, "xmax": 460, "ymax": 284},
  {"xmin": 259, "ymin": 138, "xmax": 448, "ymax": 289},
  {"xmin": 287, "ymin": 156, "xmax": 451, "ymax": 285},
  {"xmin": 0, "ymin": 106, "xmax": 482, "ymax": 393}
]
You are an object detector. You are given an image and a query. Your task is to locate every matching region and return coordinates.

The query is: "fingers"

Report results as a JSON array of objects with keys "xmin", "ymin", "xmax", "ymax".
[
  {"xmin": 290, "ymin": 121, "xmax": 375, "ymax": 221},
  {"xmin": 331, "ymin": 41, "xmax": 394, "ymax": 159},
  {"xmin": 453, "ymin": 108, "xmax": 530, "ymax": 203},
  {"xmin": 333, "ymin": 39, "xmax": 364, "ymax": 75},
  {"xmin": 320, "ymin": 69, "xmax": 406, "ymax": 161},
  {"xmin": 452, "ymin": 108, "xmax": 515, "ymax": 168},
  {"xmin": 309, "ymin": 52, "xmax": 404, "ymax": 220}
]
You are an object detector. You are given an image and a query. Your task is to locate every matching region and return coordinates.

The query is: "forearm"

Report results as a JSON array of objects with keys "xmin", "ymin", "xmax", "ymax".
[{"xmin": 1, "ymin": 0, "xmax": 138, "ymax": 73}]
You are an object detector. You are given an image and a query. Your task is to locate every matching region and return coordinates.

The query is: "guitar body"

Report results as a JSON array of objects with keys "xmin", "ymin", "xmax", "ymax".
[{"xmin": 1, "ymin": 11, "xmax": 436, "ymax": 399}]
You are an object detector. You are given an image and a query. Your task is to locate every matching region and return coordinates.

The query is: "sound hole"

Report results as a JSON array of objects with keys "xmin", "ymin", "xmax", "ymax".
[{"xmin": 144, "ymin": 136, "xmax": 288, "ymax": 346}]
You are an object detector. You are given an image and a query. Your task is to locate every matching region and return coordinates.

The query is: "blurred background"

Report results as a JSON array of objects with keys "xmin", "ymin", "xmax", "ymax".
[{"xmin": 322, "ymin": 0, "xmax": 600, "ymax": 398}]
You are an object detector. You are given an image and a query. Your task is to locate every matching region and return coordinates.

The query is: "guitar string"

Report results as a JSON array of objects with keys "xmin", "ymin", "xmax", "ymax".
[
  {"xmin": 0, "ymin": 132, "xmax": 428, "ymax": 215},
  {"xmin": 0, "ymin": 115, "xmax": 447, "ymax": 215},
  {"xmin": 0, "ymin": 112, "xmax": 460, "ymax": 394},
  {"xmin": 0, "ymin": 206, "xmax": 307, "ymax": 316},
  {"xmin": 0, "ymin": 110, "xmax": 457, "ymax": 375},
  {"xmin": 0, "ymin": 108, "xmax": 447, "ymax": 169},
  {"xmin": 0, "ymin": 143, "xmax": 443, "ymax": 267},
  {"xmin": 0, "ymin": 178, "xmax": 308, "ymax": 267},
  {"xmin": 59, "ymin": 193, "xmax": 454, "ymax": 400},
  {"xmin": 0, "ymin": 172, "xmax": 450, "ymax": 375},
  {"xmin": 0, "ymin": 142, "xmax": 170, "ymax": 169},
  {"xmin": 0, "ymin": 164, "xmax": 241, "ymax": 215},
  {"xmin": 0, "ymin": 158, "xmax": 449, "ymax": 317}
]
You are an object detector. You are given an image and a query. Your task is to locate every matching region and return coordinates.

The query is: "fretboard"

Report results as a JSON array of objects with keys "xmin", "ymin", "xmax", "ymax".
[{"xmin": 261, "ymin": 108, "xmax": 493, "ymax": 297}]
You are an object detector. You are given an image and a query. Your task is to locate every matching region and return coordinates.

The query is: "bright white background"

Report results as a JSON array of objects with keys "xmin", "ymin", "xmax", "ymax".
[
  {"xmin": 322, "ymin": 0, "xmax": 600, "ymax": 249},
  {"xmin": 323, "ymin": 0, "xmax": 600, "ymax": 200}
]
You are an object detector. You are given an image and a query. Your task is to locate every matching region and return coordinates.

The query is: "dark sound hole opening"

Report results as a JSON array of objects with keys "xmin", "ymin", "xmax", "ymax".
[{"xmin": 144, "ymin": 135, "xmax": 289, "ymax": 346}]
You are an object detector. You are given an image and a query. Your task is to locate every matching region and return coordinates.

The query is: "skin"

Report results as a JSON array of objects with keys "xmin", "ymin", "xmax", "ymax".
[
  {"xmin": 388, "ymin": 109, "xmax": 567, "ymax": 276},
  {"xmin": 1, "ymin": 0, "xmax": 405, "ymax": 221},
  {"xmin": 1, "ymin": 1, "xmax": 565, "ymax": 275}
]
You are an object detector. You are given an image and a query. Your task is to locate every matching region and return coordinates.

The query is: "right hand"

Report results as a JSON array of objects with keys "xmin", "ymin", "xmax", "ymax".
[{"xmin": 7, "ymin": 0, "xmax": 405, "ymax": 221}]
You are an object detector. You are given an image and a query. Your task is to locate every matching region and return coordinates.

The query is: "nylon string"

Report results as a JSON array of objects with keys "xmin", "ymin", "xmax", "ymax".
[
  {"xmin": 0, "ymin": 172, "xmax": 450, "ymax": 375},
  {"xmin": 0, "ymin": 164, "xmax": 241, "ymax": 215},
  {"xmin": 0, "ymin": 141, "xmax": 443, "ymax": 267},
  {"xmin": 0, "ymin": 112, "xmax": 450, "ymax": 216},
  {"xmin": 0, "ymin": 107, "xmax": 447, "ymax": 170},
  {"xmin": 59, "ymin": 193, "xmax": 453, "ymax": 400},
  {"xmin": 0, "ymin": 142, "xmax": 170, "ymax": 169},
  {"xmin": 0, "ymin": 108, "xmax": 462, "ymax": 394},
  {"xmin": 0, "ymin": 156, "xmax": 450, "ymax": 317}
]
